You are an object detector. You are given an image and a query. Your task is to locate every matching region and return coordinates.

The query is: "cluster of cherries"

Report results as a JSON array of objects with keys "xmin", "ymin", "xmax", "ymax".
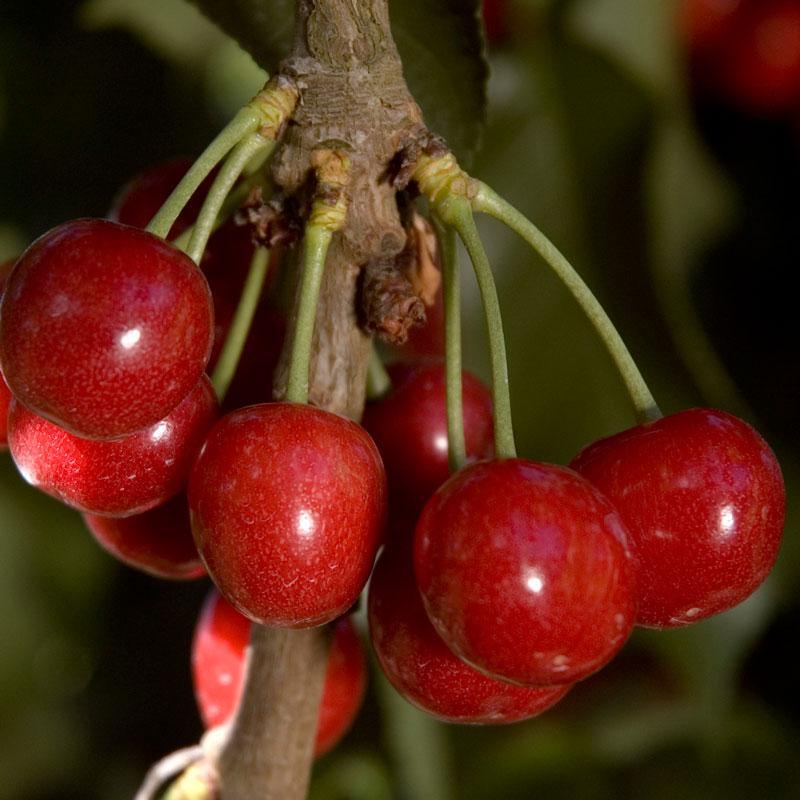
[
  {"xmin": 680, "ymin": 0, "xmax": 800, "ymax": 115},
  {"xmin": 0, "ymin": 155, "xmax": 786, "ymax": 752}
]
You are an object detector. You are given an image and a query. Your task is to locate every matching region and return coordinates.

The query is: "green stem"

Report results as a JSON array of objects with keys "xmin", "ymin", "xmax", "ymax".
[
  {"xmin": 284, "ymin": 225, "xmax": 333, "ymax": 404},
  {"xmin": 375, "ymin": 666, "xmax": 454, "ymax": 800},
  {"xmin": 433, "ymin": 217, "xmax": 466, "ymax": 472},
  {"xmin": 473, "ymin": 183, "xmax": 661, "ymax": 424},
  {"xmin": 366, "ymin": 347, "xmax": 391, "ymax": 400},
  {"xmin": 171, "ymin": 171, "xmax": 269, "ymax": 252},
  {"xmin": 186, "ymin": 133, "xmax": 271, "ymax": 264},
  {"xmin": 210, "ymin": 247, "xmax": 271, "ymax": 401},
  {"xmin": 146, "ymin": 107, "xmax": 261, "ymax": 240},
  {"xmin": 452, "ymin": 204, "xmax": 516, "ymax": 460}
]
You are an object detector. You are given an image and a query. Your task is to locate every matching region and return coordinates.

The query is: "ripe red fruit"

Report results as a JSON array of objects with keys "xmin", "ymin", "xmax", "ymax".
[
  {"xmin": 570, "ymin": 408, "xmax": 785, "ymax": 628},
  {"xmin": 393, "ymin": 288, "xmax": 445, "ymax": 360},
  {"xmin": 414, "ymin": 459, "xmax": 636, "ymax": 687},
  {"xmin": 0, "ymin": 259, "xmax": 12, "ymax": 449},
  {"xmin": 715, "ymin": 1, "xmax": 800, "ymax": 114},
  {"xmin": 110, "ymin": 158, "xmax": 212, "ymax": 240},
  {"xmin": 483, "ymin": 0, "xmax": 509, "ymax": 44},
  {"xmin": 8, "ymin": 376, "xmax": 217, "ymax": 517},
  {"xmin": 0, "ymin": 370, "xmax": 11, "ymax": 451},
  {"xmin": 678, "ymin": 0, "xmax": 743, "ymax": 53},
  {"xmin": 83, "ymin": 493, "xmax": 205, "ymax": 580},
  {"xmin": 189, "ymin": 403, "xmax": 386, "ymax": 627},
  {"xmin": 362, "ymin": 363, "xmax": 493, "ymax": 519},
  {"xmin": 370, "ymin": 544, "xmax": 571, "ymax": 723},
  {"xmin": 0, "ymin": 219, "xmax": 214, "ymax": 439},
  {"xmin": 192, "ymin": 591, "xmax": 366, "ymax": 755}
]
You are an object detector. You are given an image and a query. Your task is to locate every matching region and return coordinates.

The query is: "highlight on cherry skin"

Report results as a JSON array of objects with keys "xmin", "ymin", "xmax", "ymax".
[
  {"xmin": 83, "ymin": 493, "xmax": 205, "ymax": 581},
  {"xmin": 414, "ymin": 458, "xmax": 637, "ymax": 687},
  {"xmin": 188, "ymin": 402, "xmax": 387, "ymax": 628},
  {"xmin": 192, "ymin": 591, "xmax": 367, "ymax": 756},
  {"xmin": 7, "ymin": 374, "xmax": 218, "ymax": 518},
  {"xmin": 0, "ymin": 218, "xmax": 214, "ymax": 440},
  {"xmin": 369, "ymin": 542, "xmax": 572, "ymax": 724},
  {"xmin": 570, "ymin": 407, "xmax": 786, "ymax": 629},
  {"xmin": 362, "ymin": 361, "xmax": 494, "ymax": 520}
]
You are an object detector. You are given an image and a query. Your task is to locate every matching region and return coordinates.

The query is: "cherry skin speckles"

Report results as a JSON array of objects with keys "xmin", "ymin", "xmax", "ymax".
[
  {"xmin": 0, "ymin": 259, "xmax": 13, "ymax": 449},
  {"xmin": 188, "ymin": 403, "xmax": 387, "ymax": 628},
  {"xmin": 414, "ymin": 458, "xmax": 637, "ymax": 687},
  {"xmin": 0, "ymin": 370, "xmax": 11, "ymax": 451},
  {"xmin": 192, "ymin": 590, "xmax": 367, "ymax": 755},
  {"xmin": 82, "ymin": 493, "xmax": 205, "ymax": 580},
  {"xmin": 0, "ymin": 219, "xmax": 214, "ymax": 439},
  {"xmin": 570, "ymin": 408, "xmax": 785, "ymax": 628},
  {"xmin": 362, "ymin": 362, "xmax": 493, "ymax": 520},
  {"xmin": 369, "ymin": 543, "xmax": 571, "ymax": 723},
  {"xmin": 8, "ymin": 375, "xmax": 217, "ymax": 517}
]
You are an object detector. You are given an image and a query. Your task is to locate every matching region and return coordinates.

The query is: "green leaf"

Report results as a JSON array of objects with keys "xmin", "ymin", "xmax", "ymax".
[
  {"xmin": 390, "ymin": 0, "xmax": 487, "ymax": 166},
  {"xmin": 187, "ymin": 0, "xmax": 488, "ymax": 166}
]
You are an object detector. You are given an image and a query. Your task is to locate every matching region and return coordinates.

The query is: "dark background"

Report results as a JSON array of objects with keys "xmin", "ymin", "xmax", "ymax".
[{"xmin": 1, "ymin": 1, "xmax": 799, "ymax": 798}]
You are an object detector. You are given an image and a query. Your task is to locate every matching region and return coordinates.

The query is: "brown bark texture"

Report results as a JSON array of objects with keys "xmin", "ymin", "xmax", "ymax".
[{"xmin": 191, "ymin": 1, "xmax": 426, "ymax": 798}]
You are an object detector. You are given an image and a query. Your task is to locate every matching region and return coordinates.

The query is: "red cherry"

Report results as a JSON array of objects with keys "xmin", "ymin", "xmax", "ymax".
[
  {"xmin": 678, "ymin": 0, "xmax": 743, "ymax": 53},
  {"xmin": 83, "ymin": 493, "xmax": 205, "ymax": 580},
  {"xmin": 0, "ymin": 370, "xmax": 11, "ymax": 451},
  {"xmin": 220, "ymin": 305, "xmax": 286, "ymax": 411},
  {"xmin": 189, "ymin": 403, "xmax": 386, "ymax": 627},
  {"xmin": 570, "ymin": 408, "xmax": 785, "ymax": 628},
  {"xmin": 362, "ymin": 363, "xmax": 493, "ymax": 520},
  {"xmin": 8, "ymin": 375, "xmax": 217, "ymax": 517},
  {"xmin": 393, "ymin": 288, "xmax": 445, "ymax": 360},
  {"xmin": 110, "ymin": 158, "xmax": 212, "ymax": 240},
  {"xmin": 0, "ymin": 219, "xmax": 214, "ymax": 439},
  {"xmin": 192, "ymin": 591, "xmax": 366, "ymax": 754},
  {"xmin": 414, "ymin": 459, "xmax": 636, "ymax": 687},
  {"xmin": 482, "ymin": 0, "xmax": 509, "ymax": 45},
  {"xmin": 369, "ymin": 543, "xmax": 571, "ymax": 723},
  {"xmin": 715, "ymin": 1, "xmax": 800, "ymax": 114},
  {"xmin": 0, "ymin": 259, "xmax": 12, "ymax": 449}
]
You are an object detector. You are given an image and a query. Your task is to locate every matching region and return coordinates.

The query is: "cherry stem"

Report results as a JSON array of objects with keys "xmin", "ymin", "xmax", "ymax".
[
  {"xmin": 171, "ymin": 171, "xmax": 269, "ymax": 252},
  {"xmin": 146, "ymin": 107, "xmax": 261, "ymax": 240},
  {"xmin": 366, "ymin": 346, "xmax": 391, "ymax": 400},
  {"xmin": 284, "ymin": 224, "xmax": 334, "ymax": 404},
  {"xmin": 434, "ymin": 216, "xmax": 466, "ymax": 472},
  {"xmin": 473, "ymin": 183, "xmax": 661, "ymax": 424},
  {"xmin": 284, "ymin": 149, "xmax": 350, "ymax": 406},
  {"xmin": 132, "ymin": 745, "xmax": 203, "ymax": 800},
  {"xmin": 211, "ymin": 246, "xmax": 271, "ymax": 401},
  {"xmin": 186, "ymin": 133, "xmax": 271, "ymax": 264},
  {"xmin": 451, "ymin": 204, "xmax": 516, "ymax": 460}
]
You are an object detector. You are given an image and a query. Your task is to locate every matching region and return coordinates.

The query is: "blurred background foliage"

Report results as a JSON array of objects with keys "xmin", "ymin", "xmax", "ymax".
[{"xmin": 1, "ymin": 0, "xmax": 799, "ymax": 798}]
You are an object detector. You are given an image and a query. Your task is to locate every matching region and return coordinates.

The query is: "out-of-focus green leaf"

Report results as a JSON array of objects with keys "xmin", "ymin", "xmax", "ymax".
[
  {"xmin": 81, "ymin": 0, "xmax": 223, "ymax": 62},
  {"xmin": 310, "ymin": 753, "xmax": 393, "ymax": 800},
  {"xmin": 567, "ymin": 0, "xmax": 744, "ymax": 413},
  {"xmin": 390, "ymin": 0, "xmax": 487, "ymax": 166}
]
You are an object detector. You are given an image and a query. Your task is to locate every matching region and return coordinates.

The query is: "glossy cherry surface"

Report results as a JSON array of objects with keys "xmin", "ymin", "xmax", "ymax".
[
  {"xmin": 9, "ymin": 375, "xmax": 217, "ymax": 517},
  {"xmin": 83, "ymin": 493, "xmax": 205, "ymax": 580},
  {"xmin": 362, "ymin": 362, "xmax": 493, "ymax": 519},
  {"xmin": 414, "ymin": 458, "xmax": 636, "ymax": 687},
  {"xmin": 0, "ymin": 259, "xmax": 11, "ymax": 449},
  {"xmin": 189, "ymin": 403, "xmax": 386, "ymax": 627},
  {"xmin": 110, "ymin": 158, "xmax": 211, "ymax": 240},
  {"xmin": 192, "ymin": 591, "xmax": 366, "ymax": 755},
  {"xmin": 0, "ymin": 219, "xmax": 214, "ymax": 439},
  {"xmin": 370, "ymin": 544, "xmax": 571, "ymax": 723},
  {"xmin": 0, "ymin": 370, "xmax": 10, "ymax": 451},
  {"xmin": 570, "ymin": 408, "xmax": 785, "ymax": 628}
]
